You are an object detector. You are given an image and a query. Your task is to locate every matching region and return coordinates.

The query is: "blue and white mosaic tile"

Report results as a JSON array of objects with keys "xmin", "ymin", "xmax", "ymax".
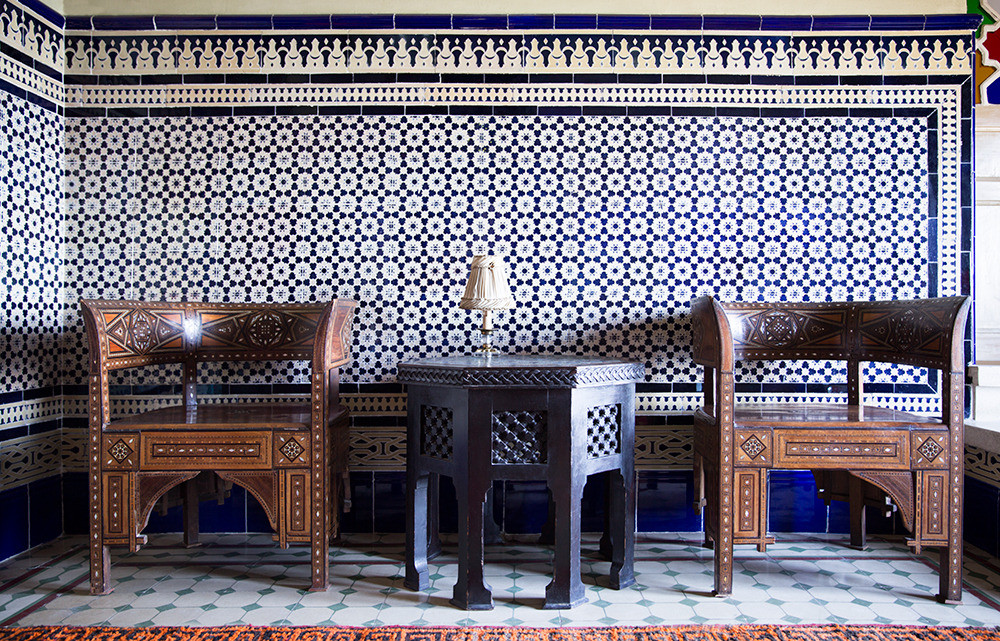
[
  {"xmin": 63, "ymin": 113, "xmax": 931, "ymax": 396},
  {"xmin": 0, "ymin": 89, "xmax": 63, "ymax": 394}
]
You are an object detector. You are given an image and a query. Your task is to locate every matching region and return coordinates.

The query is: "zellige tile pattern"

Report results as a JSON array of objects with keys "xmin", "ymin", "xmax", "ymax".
[{"xmin": 2, "ymin": 533, "xmax": 1000, "ymax": 627}]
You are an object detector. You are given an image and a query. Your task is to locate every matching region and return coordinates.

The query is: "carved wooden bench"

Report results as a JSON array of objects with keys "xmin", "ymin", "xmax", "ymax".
[
  {"xmin": 690, "ymin": 296, "xmax": 970, "ymax": 603},
  {"xmin": 81, "ymin": 299, "xmax": 357, "ymax": 595}
]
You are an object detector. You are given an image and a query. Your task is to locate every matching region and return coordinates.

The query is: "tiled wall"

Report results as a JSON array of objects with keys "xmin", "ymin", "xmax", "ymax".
[
  {"xmin": 0, "ymin": 60, "xmax": 65, "ymax": 559},
  {"xmin": 0, "ymin": 0, "xmax": 990, "ymax": 559}
]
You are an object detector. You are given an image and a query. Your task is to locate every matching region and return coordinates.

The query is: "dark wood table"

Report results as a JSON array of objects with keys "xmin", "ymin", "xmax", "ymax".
[{"xmin": 398, "ymin": 355, "xmax": 644, "ymax": 610}]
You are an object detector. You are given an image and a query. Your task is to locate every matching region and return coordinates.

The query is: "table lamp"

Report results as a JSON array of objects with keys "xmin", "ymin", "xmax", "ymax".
[{"xmin": 459, "ymin": 255, "xmax": 515, "ymax": 354}]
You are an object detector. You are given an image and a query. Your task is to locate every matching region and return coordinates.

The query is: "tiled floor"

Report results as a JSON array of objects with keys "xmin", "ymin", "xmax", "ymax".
[{"xmin": 2, "ymin": 533, "xmax": 1000, "ymax": 627}]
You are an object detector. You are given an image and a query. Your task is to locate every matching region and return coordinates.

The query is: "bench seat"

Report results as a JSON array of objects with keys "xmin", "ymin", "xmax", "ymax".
[
  {"xmin": 697, "ymin": 403, "xmax": 943, "ymax": 429},
  {"xmin": 108, "ymin": 403, "xmax": 349, "ymax": 431}
]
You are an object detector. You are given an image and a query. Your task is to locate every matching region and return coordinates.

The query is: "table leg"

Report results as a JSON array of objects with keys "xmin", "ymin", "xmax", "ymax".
[
  {"xmin": 405, "ymin": 469, "xmax": 430, "ymax": 591},
  {"xmin": 452, "ymin": 480, "xmax": 493, "ymax": 610},
  {"xmin": 544, "ymin": 474, "xmax": 587, "ymax": 609},
  {"xmin": 427, "ymin": 473, "xmax": 441, "ymax": 560},
  {"xmin": 599, "ymin": 471, "xmax": 612, "ymax": 560},
  {"xmin": 607, "ymin": 467, "xmax": 635, "ymax": 589}
]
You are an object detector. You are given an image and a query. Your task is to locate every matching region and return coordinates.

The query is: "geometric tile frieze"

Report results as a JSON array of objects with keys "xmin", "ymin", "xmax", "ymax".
[
  {"xmin": 65, "ymin": 83, "xmax": 963, "ymax": 109},
  {"xmin": 0, "ymin": 397, "xmax": 63, "ymax": 428},
  {"xmin": 966, "ymin": 445, "xmax": 1000, "ymax": 489},
  {"xmin": 0, "ymin": 431, "xmax": 63, "ymax": 492},
  {"xmin": 63, "ymin": 32, "xmax": 974, "ymax": 78}
]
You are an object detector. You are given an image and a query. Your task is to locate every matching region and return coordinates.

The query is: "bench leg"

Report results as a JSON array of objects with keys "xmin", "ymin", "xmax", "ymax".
[
  {"xmin": 939, "ymin": 469, "xmax": 963, "ymax": 604},
  {"xmin": 939, "ymin": 543, "xmax": 963, "ymax": 604},
  {"xmin": 849, "ymin": 475, "xmax": 867, "ymax": 550},
  {"xmin": 693, "ymin": 452, "xmax": 706, "ymax": 514},
  {"xmin": 89, "ymin": 543, "xmax": 113, "ymax": 596},
  {"xmin": 309, "ymin": 471, "xmax": 329, "ymax": 592},
  {"xmin": 713, "ymin": 468, "xmax": 734, "ymax": 597},
  {"xmin": 183, "ymin": 478, "xmax": 200, "ymax": 548}
]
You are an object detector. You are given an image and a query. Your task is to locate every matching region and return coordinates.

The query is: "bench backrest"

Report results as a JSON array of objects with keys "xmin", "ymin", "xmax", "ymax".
[
  {"xmin": 81, "ymin": 300, "xmax": 357, "ymax": 373},
  {"xmin": 691, "ymin": 297, "xmax": 970, "ymax": 372}
]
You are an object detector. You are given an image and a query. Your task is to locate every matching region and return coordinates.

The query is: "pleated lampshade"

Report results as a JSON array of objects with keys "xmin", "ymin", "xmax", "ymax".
[{"xmin": 459, "ymin": 256, "xmax": 515, "ymax": 311}]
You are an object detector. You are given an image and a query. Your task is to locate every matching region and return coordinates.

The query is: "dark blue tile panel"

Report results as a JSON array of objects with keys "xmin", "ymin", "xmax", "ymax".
[
  {"xmin": 554, "ymin": 15, "xmax": 597, "ymax": 29},
  {"xmin": 650, "ymin": 16, "xmax": 701, "ymax": 30},
  {"xmin": 245, "ymin": 487, "xmax": 273, "ymax": 533},
  {"xmin": 597, "ymin": 15, "xmax": 650, "ymax": 30},
  {"xmin": 198, "ymin": 484, "xmax": 248, "ymax": 533},
  {"xmin": 155, "ymin": 15, "xmax": 215, "ymax": 29},
  {"xmin": 64, "ymin": 16, "xmax": 92, "ymax": 29},
  {"xmin": 272, "ymin": 15, "xmax": 331, "ymax": 30},
  {"xmin": 19, "ymin": 0, "xmax": 64, "ymax": 28},
  {"xmin": 964, "ymin": 476, "xmax": 1000, "ymax": 557},
  {"xmin": 869, "ymin": 15, "xmax": 925, "ymax": 30},
  {"xmin": 811, "ymin": 16, "xmax": 870, "ymax": 30},
  {"xmin": 760, "ymin": 16, "xmax": 811, "ymax": 31},
  {"xmin": 143, "ymin": 497, "xmax": 184, "ymax": 533},
  {"xmin": 340, "ymin": 471, "xmax": 374, "ymax": 534},
  {"xmin": 62, "ymin": 472, "xmax": 88, "ymax": 535},
  {"xmin": 330, "ymin": 15, "xmax": 393, "ymax": 29},
  {"xmin": 580, "ymin": 473, "xmax": 607, "ymax": 533},
  {"xmin": 91, "ymin": 15, "xmax": 155, "ymax": 30},
  {"xmin": 768, "ymin": 470, "xmax": 827, "ymax": 533},
  {"xmin": 0, "ymin": 486, "xmax": 29, "ymax": 561},
  {"xmin": 29, "ymin": 476, "xmax": 62, "ymax": 547},
  {"xmin": 503, "ymin": 480, "xmax": 549, "ymax": 534},
  {"xmin": 637, "ymin": 470, "xmax": 701, "ymax": 532},
  {"xmin": 453, "ymin": 15, "xmax": 507, "ymax": 29},
  {"xmin": 373, "ymin": 471, "xmax": 406, "ymax": 533},
  {"xmin": 508, "ymin": 15, "xmax": 554, "ymax": 29},
  {"xmin": 924, "ymin": 14, "xmax": 981, "ymax": 31},
  {"xmin": 395, "ymin": 15, "xmax": 451, "ymax": 29},
  {"xmin": 216, "ymin": 15, "xmax": 272, "ymax": 29},
  {"xmin": 704, "ymin": 15, "xmax": 761, "ymax": 31}
]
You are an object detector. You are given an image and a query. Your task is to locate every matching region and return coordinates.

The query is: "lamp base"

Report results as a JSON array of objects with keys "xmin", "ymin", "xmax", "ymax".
[{"xmin": 470, "ymin": 328, "xmax": 501, "ymax": 355}]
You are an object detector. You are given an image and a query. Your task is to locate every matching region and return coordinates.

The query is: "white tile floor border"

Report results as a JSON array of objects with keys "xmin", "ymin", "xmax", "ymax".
[{"xmin": 1, "ymin": 533, "xmax": 999, "ymax": 627}]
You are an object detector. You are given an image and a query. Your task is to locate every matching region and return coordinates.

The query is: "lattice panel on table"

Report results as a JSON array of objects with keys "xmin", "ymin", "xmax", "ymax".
[
  {"xmin": 492, "ymin": 411, "xmax": 548, "ymax": 464},
  {"xmin": 420, "ymin": 405, "xmax": 453, "ymax": 460},
  {"xmin": 587, "ymin": 403, "xmax": 621, "ymax": 459},
  {"xmin": 62, "ymin": 114, "xmax": 931, "ymax": 400},
  {"xmin": 1, "ymin": 90, "xmax": 63, "ymax": 393}
]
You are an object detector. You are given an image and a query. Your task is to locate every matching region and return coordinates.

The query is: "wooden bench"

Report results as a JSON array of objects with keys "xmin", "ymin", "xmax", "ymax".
[
  {"xmin": 81, "ymin": 299, "xmax": 357, "ymax": 595},
  {"xmin": 690, "ymin": 296, "xmax": 970, "ymax": 603}
]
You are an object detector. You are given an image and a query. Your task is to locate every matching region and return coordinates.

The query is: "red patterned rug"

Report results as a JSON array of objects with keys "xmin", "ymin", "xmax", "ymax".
[{"xmin": 0, "ymin": 626, "xmax": 998, "ymax": 640}]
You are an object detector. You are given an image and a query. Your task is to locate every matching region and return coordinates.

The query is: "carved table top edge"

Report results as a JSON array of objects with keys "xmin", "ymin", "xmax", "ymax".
[{"xmin": 397, "ymin": 355, "xmax": 645, "ymax": 389}]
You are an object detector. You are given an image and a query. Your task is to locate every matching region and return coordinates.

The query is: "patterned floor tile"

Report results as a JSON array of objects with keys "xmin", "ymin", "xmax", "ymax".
[{"xmin": 2, "ymin": 534, "xmax": 1000, "ymax": 627}]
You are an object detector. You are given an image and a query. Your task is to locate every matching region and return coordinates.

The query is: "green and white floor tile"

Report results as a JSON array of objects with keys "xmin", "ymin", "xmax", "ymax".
[{"xmin": 1, "ymin": 533, "xmax": 999, "ymax": 627}]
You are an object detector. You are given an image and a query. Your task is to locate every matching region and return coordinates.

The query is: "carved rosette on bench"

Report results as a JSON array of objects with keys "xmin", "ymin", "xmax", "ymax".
[
  {"xmin": 81, "ymin": 299, "xmax": 357, "ymax": 596},
  {"xmin": 690, "ymin": 296, "xmax": 970, "ymax": 605}
]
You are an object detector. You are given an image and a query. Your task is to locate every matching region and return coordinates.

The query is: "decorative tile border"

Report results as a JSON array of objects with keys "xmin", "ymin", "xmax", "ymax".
[
  {"xmin": 60, "ymin": 32, "xmax": 974, "ymax": 78},
  {"xmin": 0, "ymin": 0, "xmax": 983, "ymax": 111},
  {"xmin": 0, "ymin": 397, "xmax": 62, "ymax": 430},
  {"xmin": 0, "ymin": 430, "xmax": 61, "ymax": 491},
  {"xmin": 967, "ymin": 444, "xmax": 1000, "ymax": 488}
]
